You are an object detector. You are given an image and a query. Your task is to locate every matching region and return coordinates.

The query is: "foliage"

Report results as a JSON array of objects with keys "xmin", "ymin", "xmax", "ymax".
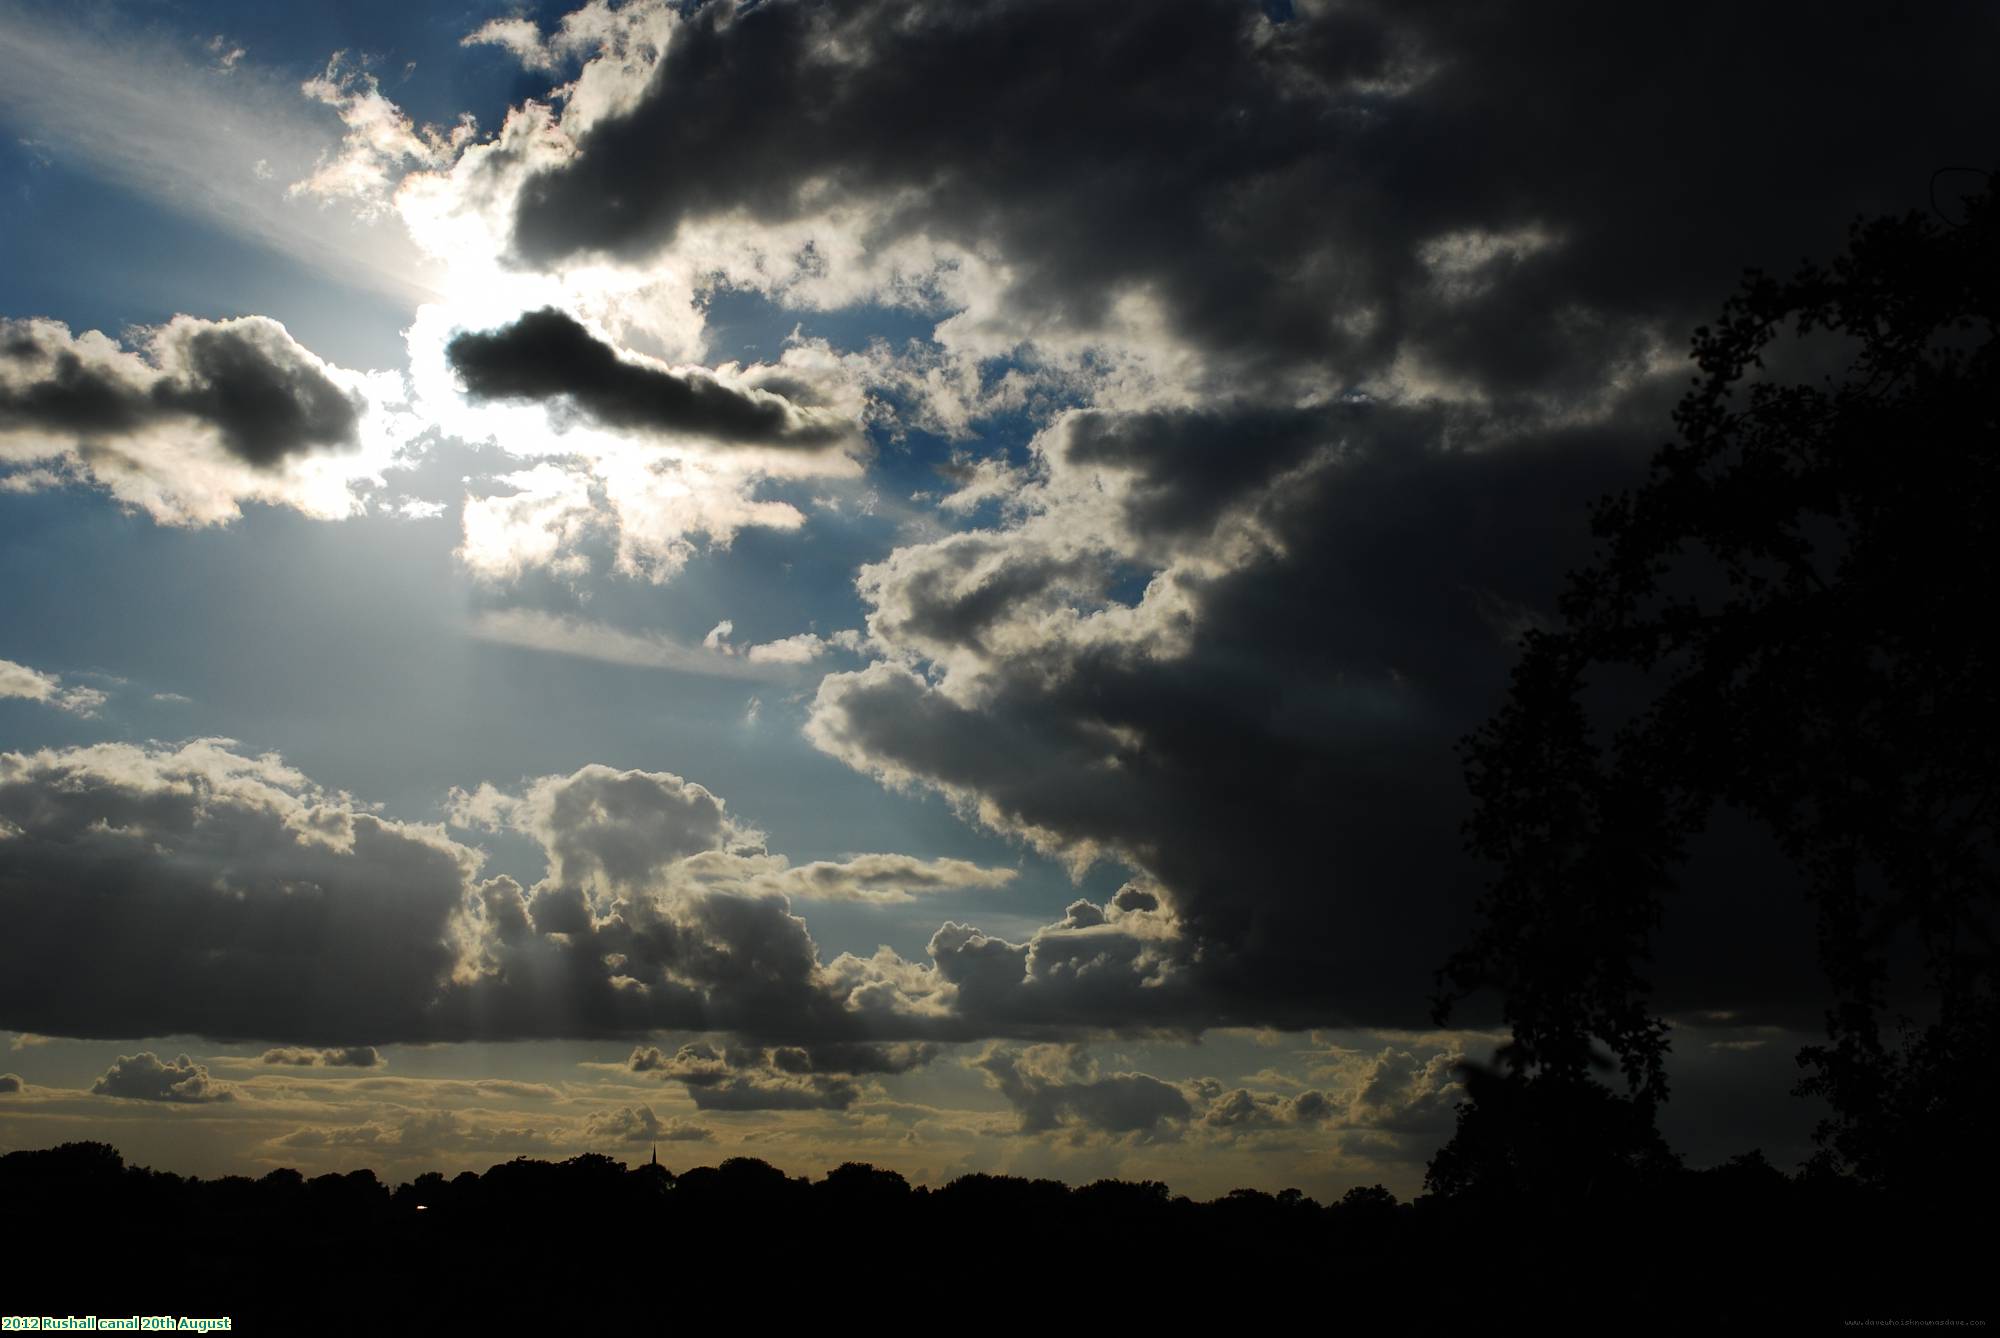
[{"xmin": 1433, "ymin": 174, "xmax": 1999, "ymax": 1194}]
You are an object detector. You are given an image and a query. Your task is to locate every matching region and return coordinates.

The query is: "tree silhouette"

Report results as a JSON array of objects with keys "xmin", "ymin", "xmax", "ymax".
[
  {"xmin": 6, "ymin": 1135, "xmax": 1988, "ymax": 1326},
  {"xmin": 1432, "ymin": 173, "xmax": 1998, "ymax": 1199}
]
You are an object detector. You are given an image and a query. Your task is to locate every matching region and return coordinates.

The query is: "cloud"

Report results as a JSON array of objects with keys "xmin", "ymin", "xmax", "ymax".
[
  {"xmin": 628, "ymin": 1039, "xmax": 934, "ymax": 1079},
  {"xmin": 0, "ymin": 316, "xmax": 404, "ymax": 525},
  {"xmin": 0, "ymin": 658, "xmax": 107, "ymax": 717},
  {"xmin": 0, "ymin": 729, "xmax": 1826, "ymax": 1056},
  {"xmin": 687, "ymin": 1074, "xmax": 859, "ymax": 1112},
  {"xmin": 1192, "ymin": 1043, "xmax": 1461, "ymax": 1144},
  {"xmin": 324, "ymin": 1075, "xmax": 561, "ymax": 1103},
  {"xmin": 501, "ymin": 0, "xmax": 1993, "ymax": 405},
  {"xmin": 293, "ymin": 54, "xmax": 473, "ymax": 219},
  {"xmin": 440, "ymin": 765, "xmax": 1035, "ymax": 1036},
  {"xmin": 381, "ymin": 0, "xmax": 1980, "ymax": 1040},
  {"xmin": 0, "ymin": 9, "xmax": 436, "ymax": 303},
  {"xmin": 456, "ymin": 464, "xmax": 600, "ymax": 582},
  {"xmin": 0, "ymin": 317, "xmax": 358, "ymax": 465},
  {"xmin": 802, "ymin": 390, "xmax": 1837, "ymax": 1033},
  {"xmin": 699, "ymin": 623, "xmax": 862, "ymax": 668},
  {"xmin": 424, "ymin": 340, "xmax": 851, "ymax": 585},
  {"xmin": 623, "ymin": 1042, "xmax": 853, "ymax": 1110},
  {"xmin": 974, "ymin": 1046, "xmax": 1191, "ymax": 1143},
  {"xmin": 462, "ymin": 2, "xmax": 674, "ymax": 79},
  {"xmin": 1340, "ymin": 1046, "xmax": 1465, "ymax": 1136},
  {"xmin": 447, "ymin": 308, "xmax": 854, "ymax": 448},
  {"xmin": 260, "ymin": 1046, "xmax": 385, "ymax": 1068},
  {"xmin": 1196, "ymin": 1086, "xmax": 1334, "ymax": 1133},
  {"xmin": 462, "ymin": 17, "xmax": 562, "ymax": 73},
  {"xmin": 449, "ymin": 764, "xmax": 748, "ymax": 897},
  {"xmin": 580, "ymin": 1102, "xmax": 711, "ymax": 1144},
  {"xmin": 744, "ymin": 634, "xmax": 828, "ymax": 665},
  {"xmin": 0, "ymin": 739, "xmax": 484, "ymax": 1044},
  {"xmin": 276, "ymin": 1108, "xmax": 556, "ymax": 1158},
  {"xmin": 463, "ymin": 608, "xmax": 791, "ymax": 680},
  {"xmin": 92, "ymin": 1051, "xmax": 234, "ymax": 1103},
  {"xmin": 0, "ymin": 740, "xmax": 1025, "ymax": 1046},
  {"xmin": 910, "ymin": 895, "xmax": 1194, "ymax": 1032},
  {"xmin": 763, "ymin": 854, "xmax": 1015, "ymax": 905},
  {"xmin": 0, "ymin": 1, "xmax": 1973, "ymax": 1204},
  {"xmin": 1160, "ymin": 1034, "xmax": 1476, "ymax": 1156},
  {"xmin": 622, "ymin": 1038, "xmax": 939, "ymax": 1111}
]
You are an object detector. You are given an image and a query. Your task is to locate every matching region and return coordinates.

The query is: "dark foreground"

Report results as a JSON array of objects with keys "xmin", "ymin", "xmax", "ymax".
[{"xmin": 0, "ymin": 1142, "xmax": 1985, "ymax": 1332}]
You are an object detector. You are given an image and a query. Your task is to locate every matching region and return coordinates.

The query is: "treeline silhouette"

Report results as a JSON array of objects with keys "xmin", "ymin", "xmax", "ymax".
[{"xmin": 0, "ymin": 1139, "xmax": 1981, "ymax": 1330}]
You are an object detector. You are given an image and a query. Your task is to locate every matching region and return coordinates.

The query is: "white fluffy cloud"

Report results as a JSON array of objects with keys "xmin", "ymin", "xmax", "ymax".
[
  {"xmin": 0, "ymin": 658, "xmax": 107, "ymax": 717},
  {"xmin": 292, "ymin": 55, "xmax": 474, "ymax": 218},
  {"xmin": 462, "ymin": 1, "xmax": 675, "ymax": 83},
  {"xmin": 449, "ymin": 764, "xmax": 1015, "ymax": 913}
]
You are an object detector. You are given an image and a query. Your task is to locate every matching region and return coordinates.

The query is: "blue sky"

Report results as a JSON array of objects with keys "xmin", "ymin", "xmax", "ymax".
[{"xmin": 0, "ymin": 0, "xmax": 1067, "ymax": 948}]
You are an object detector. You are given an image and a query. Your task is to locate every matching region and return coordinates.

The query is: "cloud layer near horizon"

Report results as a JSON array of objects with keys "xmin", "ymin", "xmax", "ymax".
[{"xmin": 0, "ymin": 740, "xmax": 1176, "ymax": 1048}]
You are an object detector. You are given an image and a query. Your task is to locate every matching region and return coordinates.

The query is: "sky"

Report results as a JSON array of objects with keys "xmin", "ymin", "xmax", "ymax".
[{"xmin": 0, "ymin": 0, "xmax": 1994, "ymax": 1201}]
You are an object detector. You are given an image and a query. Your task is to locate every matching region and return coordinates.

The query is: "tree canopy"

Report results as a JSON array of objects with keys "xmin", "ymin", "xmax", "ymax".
[{"xmin": 1433, "ymin": 174, "xmax": 1998, "ymax": 1196}]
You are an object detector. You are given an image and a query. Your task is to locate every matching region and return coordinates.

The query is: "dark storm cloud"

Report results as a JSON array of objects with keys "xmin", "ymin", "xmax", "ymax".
[
  {"xmin": 816, "ymin": 392, "xmax": 1829, "ymax": 1032},
  {"xmin": 438, "ymin": 868, "xmax": 866, "ymax": 1043},
  {"xmin": 149, "ymin": 324, "xmax": 361, "ymax": 466},
  {"xmin": 765, "ymin": 1040, "xmax": 939, "ymax": 1075},
  {"xmin": 0, "ymin": 744, "xmax": 854, "ymax": 1047},
  {"xmin": 0, "ymin": 317, "xmax": 360, "ymax": 467},
  {"xmin": 650, "ymin": 0, "xmax": 2000, "ymax": 1043},
  {"xmin": 0, "ymin": 345, "xmax": 151, "ymax": 436},
  {"xmin": 513, "ymin": 0, "xmax": 1383, "ymax": 387},
  {"xmin": 0, "ymin": 743, "xmax": 482, "ymax": 1046},
  {"xmin": 445, "ymin": 308, "xmax": 849, "ymax": 447},
  {"xmin": 1055, "ymin": 407, "xmax": 1340, "ymax": 549},
  {"xmin": 0, "ymin": 743, "xmax": 1100, "ymax": 1048},
  {"xmin": 510, "ymin": 0, "xmax": 1997, "ymax": 398}
]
